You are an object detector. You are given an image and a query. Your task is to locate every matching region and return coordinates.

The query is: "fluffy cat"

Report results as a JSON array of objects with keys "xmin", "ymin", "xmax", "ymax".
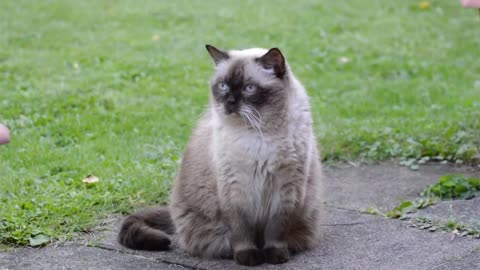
[{"xmin": 118, "ymin": 45, "xmax": 323, "ymax": 266}]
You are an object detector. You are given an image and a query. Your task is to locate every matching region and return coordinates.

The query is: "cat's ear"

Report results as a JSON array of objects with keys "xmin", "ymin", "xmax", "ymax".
[
  {"xmin": 257, "ymin": 48, "xmax": 286, "ymax": 78},
  {"xmin": 205, "ymin": 45, "xmax": 229, "ymax": 65}
]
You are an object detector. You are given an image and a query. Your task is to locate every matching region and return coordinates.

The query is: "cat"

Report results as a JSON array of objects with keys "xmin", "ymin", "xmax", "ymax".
[{"xmin": 118, "ymin": 45, "xmax": 323, "ymax": 266}]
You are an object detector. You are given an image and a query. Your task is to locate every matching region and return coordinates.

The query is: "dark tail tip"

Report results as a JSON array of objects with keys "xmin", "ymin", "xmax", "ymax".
[{"xmin": 118, "ymin": 207, "xmax": 173, "ymax": 251}]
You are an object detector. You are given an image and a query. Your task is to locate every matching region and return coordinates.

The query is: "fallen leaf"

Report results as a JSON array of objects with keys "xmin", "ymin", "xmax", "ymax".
[
  {"xmin": 29, "ymin": 234, "xmax": 49, "ymax": 246},
  {"xmin": 419, "ymin": 1, "xmax": 430, "ymax": 10},
  {"xmin": 82, "ymin": 175, "xmax": 99, "ymax": 184},
  {"xmin": 338, "ymin": 57, "xmax": 350, "ymax": 64}
]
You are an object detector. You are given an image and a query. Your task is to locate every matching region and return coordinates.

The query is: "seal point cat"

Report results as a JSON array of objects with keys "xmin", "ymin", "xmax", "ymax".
[{"xmin": 119, "ymin": 45, "xmax": 323, "ymax": 266}]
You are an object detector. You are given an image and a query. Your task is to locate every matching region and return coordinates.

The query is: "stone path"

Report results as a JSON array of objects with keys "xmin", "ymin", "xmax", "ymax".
[{"xmin": 1, "ymin": 162, "xmax": 479, "ymax": 270}]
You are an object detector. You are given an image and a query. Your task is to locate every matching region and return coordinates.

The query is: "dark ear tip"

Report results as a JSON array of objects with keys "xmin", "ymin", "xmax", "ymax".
[
  {"xmin": 268, "ymin": 48, "xmax": 283, "ymax": 55},
  {"xmin": 205, "ymin": 45, "xmax": 229, "ymax": 64}
]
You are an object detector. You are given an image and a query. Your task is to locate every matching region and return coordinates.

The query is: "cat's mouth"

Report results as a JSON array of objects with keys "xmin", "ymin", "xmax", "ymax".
[
  {"xmin": 224, "ymin": 104, "xmax": 238, "ymax": 115},
  {"xmin": 238, "ymin": 106, "xmax": 263, "ymax": 134},
  {"xmin": 224, "ymin": 109, "xmax": 242, "ymax": 119},
  {"xmin": 219, "ymin": 105, "xmax": 263, "ymax": 133}
]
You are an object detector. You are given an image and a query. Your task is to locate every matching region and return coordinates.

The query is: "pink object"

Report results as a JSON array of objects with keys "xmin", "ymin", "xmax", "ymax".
[
  {"xmin": 460, "ymin": 0, "xmax": 480, "ymax": 8},
  {"xmin": 0, "ymin": 124, "xmax": 10, "ymax": 145}
]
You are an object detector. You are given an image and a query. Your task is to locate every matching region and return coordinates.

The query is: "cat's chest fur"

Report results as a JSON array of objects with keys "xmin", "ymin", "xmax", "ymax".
[
  {"xmin": 214, "ymin": 126, "xmax": 293, "ymax": 177},
  {"xmin": 211, "ymin": 121, "xmax": 301, "ymax": 215}
]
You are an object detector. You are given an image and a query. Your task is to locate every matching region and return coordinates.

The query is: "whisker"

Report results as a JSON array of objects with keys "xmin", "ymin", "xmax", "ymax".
[
  {"xmin": 240, "ymin": 111, "xmax": 248, "ymax": 128},
  {"xmin": 245, "ymin": 108, "xmax": 264, "ymax": 139},
  {"xmin": 251, "ymin": 108, "xmax": 263, "ymax": 125}
]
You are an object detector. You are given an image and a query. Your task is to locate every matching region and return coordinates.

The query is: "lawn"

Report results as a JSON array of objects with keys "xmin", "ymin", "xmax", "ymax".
[{"xmin": 1, "ymin": 0, "xmax": 479, "ymax": 247}]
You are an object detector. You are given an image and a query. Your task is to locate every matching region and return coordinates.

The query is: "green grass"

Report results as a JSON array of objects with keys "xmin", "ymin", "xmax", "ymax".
[{"xmin": 1, "ymin": 0, "xmax": 479, "ymax": 246}]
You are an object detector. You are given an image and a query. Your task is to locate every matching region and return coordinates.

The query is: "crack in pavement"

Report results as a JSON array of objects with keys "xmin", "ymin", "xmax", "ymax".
[
  {"xmin": 320, "ymin": 222, "xmax": 367, "ymax": 226},
  {"xmin": 90, "ymin": 245, "xmax": 207, "ymax": 270},
  {"xmin": 323, "ymin": 203, "xmax": 364, "ymax": 213}
]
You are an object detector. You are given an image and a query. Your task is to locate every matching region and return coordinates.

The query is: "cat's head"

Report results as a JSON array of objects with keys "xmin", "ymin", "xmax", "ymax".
[{"xmin": 206, "ymin": 45, "xmax": 290, "ymax": 128}]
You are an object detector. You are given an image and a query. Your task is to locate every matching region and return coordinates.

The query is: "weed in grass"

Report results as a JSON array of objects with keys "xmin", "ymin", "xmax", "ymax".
[
  {"xmin": 421, "ymin": 174, "xmax": 480, "ymax": 200},
  {"xmin": 365, "ymin": 197, "xmax": 435, "ymax": 219},
  {"xmin": 411, "ymin": 216, "xmax": 480, "ymax": 239}
]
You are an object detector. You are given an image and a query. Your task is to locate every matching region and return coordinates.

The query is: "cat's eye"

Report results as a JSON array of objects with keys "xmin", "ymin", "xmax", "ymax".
[
  {"xmin": 243, "ymin": 84, "xmax": 257, "ymax": 94},
  {"xmin": 217, "ymin": 82, "xmax": 229, "ymax": 92}
]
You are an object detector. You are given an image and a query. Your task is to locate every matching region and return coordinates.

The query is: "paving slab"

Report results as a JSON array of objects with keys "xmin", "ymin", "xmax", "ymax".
[
  {"xmin": 1, "ymin": 162, "xmax": 480, "ymax": 270},
  {"xmin": 183, "ymin": 208, "xmax": 480, "ymax": 270},
  {"xmin": 323, "ymin": 162, "xmax": 480, "ymax": 211},
  {"xmin": 431, "ymin": 247, "xmax": 480, "ymax": 270},
  {"xmin": 0, "ymin": 244, "xmax": 189, "ymax": 270}
]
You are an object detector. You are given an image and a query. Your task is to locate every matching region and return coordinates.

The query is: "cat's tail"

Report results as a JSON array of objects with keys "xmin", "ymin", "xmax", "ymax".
[{"xmin": 118, "ymin": 206, "xmax": 175, "ymax": 251}]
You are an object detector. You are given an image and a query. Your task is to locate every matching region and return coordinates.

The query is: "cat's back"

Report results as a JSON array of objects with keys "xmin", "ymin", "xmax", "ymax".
[{"xmin": 171, "ymin": 111, "xmax": 218, "ymax": 214}]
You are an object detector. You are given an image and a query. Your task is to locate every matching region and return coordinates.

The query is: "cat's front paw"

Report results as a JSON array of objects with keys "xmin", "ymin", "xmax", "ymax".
[
  {"xmin": 234, "ymin": 248, "xmax": 264, "ymax": 266},
  {"xmin": 263, "ymin": 247, "xmax": 290, "ymax": 264}
]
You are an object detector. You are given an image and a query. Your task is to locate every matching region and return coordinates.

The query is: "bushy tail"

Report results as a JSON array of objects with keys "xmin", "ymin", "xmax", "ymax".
[{"xmin": 118, "ymin": 206, "xmax": 175, "ymax": 251}]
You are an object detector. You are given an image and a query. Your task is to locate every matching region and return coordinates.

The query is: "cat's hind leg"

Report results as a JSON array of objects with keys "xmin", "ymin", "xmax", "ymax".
[
  {"xmin": 173, "ymin": 207, "xmax": 232, "ymax": 258},
  {"xmin": 287, "ymin": 207, "xmax": 321, "ymax": 252}
]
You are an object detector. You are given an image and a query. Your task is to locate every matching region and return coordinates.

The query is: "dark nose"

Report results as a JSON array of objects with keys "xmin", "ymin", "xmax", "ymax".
[
  {"xmin": 227, "ymin": 96, "xmax": 236, "ymax": 105},
  {"xmin": 225, "ymin": 100, "xmax": 237, "ymax": 114}
]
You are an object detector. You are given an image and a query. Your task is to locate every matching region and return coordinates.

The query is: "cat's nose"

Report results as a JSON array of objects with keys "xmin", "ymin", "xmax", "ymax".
[
  {"xmin": 224, "ymin": 103, "xmax": 237, "ymax": 114},
  {"xmin": 226, "ymin": 97, "xmax": 236, "ymax": 105}
]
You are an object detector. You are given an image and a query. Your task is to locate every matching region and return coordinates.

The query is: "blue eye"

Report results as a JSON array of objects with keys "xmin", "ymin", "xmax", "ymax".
[
  {"xmin": 218, "ymin": 82, "xmax": 229, "ymax": 92},
  {"xmin": 244, "ymin": 84, "xmax": 257, "ymax": 94}
]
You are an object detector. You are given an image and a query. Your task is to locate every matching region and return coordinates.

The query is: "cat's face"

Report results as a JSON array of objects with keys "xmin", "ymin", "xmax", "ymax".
[{"xmin": 206, "ymin": 45, "xmax": 288, "ymax": 127}]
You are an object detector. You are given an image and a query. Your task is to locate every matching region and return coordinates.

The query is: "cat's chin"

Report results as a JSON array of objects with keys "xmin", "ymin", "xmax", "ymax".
[
  {"xmin": 216, "ymin": 110, "xmax": 257, "ymax": 129},
  {"xmin": 223, "ymin": 110, "xmax": 237, "ymax": 116},
  {"xmin": 216, "ymin": 109, "xmax": 241, "ymax": 119}
]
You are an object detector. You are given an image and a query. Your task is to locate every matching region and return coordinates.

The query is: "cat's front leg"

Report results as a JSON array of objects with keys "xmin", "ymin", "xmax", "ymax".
[
  {"xmin": 263, "ymin": 164, "xmax": 304, "ymax": 264},
  {"xmin": 263, "ymin": 211, "xmax": 291, "ymax": 264},
  {"xmin": 219, "ymin": 179, "xmax": 264, "ymax": 266},
  {"xmin": 228, "ymin": 213, "xmax": 264, "ymax": 266}
]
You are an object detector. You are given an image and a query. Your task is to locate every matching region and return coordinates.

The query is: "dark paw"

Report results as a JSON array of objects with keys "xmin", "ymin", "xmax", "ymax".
[
  {"xmin": 234, "ymin": 248, "xmax": 264, "ymax": 266},
  {"xmin": 142, "ymin": 236, "xmax": 171, "ymax": 251},
  {"xmin": 264, "ymin": 247, "xmax": 289, "ymax": 264}
]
